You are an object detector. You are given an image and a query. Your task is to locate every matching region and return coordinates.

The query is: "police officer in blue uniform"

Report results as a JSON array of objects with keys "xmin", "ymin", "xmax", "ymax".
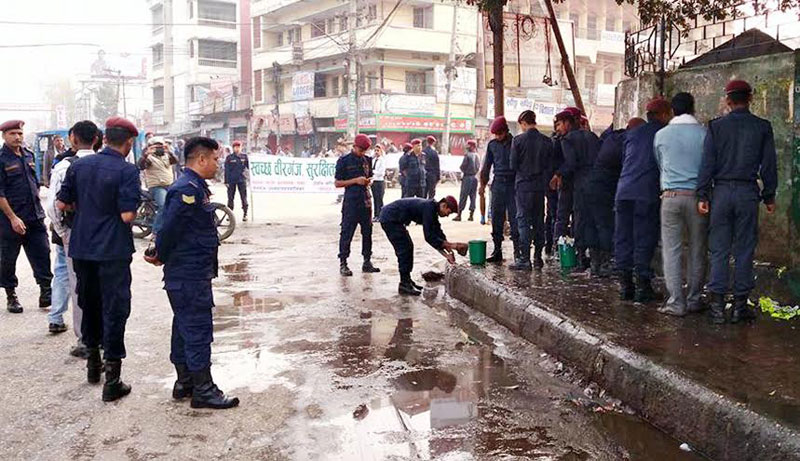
[
  {"xmin": 336, "ymin": 134, "xmax": 380, "ymax": 276},
  {"xmin": 146, "ymin": 137, "xmax": 239, "ymax": 409},
  {"xmin": 399, "ymin": 139, "xmax": 426, "ymax": 198},
  {"xmin": 480, "ymin": 116, "xmax": 519, "ymax": 263},
  {"xmin": 545, "ymin": 128, "xmax": 562, "ymax": 257},
  {"xmin": 57, "ymin": 117, "xmax": 141, "ymax": 402},
  {"xmin": 224, "ymin": 140, "xmax": 249, "ymax": 222},
  {"xmin": 379, "ymin": 196, "xmax": 465, "ymax": 295},
  {"xmin": 615, "ymin": 98, "xmax": 671, "ymax": 302},
  {"xmin": 0, "ymin": 120, "xmax": 52, "ymax": 313},
  {"xmin": 697, "ymin": 80, "xmax": 778, "ymax": 324},
  {"xmin": 509, "ymin": 110, "xmax": 554, "ymax": 271},
  {"xmin": 397, "ymin": 142, "xmax": 412, "ymax": 197},
  {"xmin": 423, "ymin": 135, "xmax": 440, "ymax": 199},
  {"xmin": 454, "ymin": 139, "xmax": 480, "ymax": 221}
]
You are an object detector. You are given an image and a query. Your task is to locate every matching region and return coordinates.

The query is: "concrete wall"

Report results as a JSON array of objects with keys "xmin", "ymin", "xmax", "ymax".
[{"xmin": 614, "ymin": 51, "xmax": 799, "ymax": 266}]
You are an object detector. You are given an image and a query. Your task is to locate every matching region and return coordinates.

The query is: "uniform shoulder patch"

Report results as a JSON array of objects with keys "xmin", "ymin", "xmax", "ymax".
[{"xmin": 181, "ymin": 194, "xmax": 196, "ymax": 204}]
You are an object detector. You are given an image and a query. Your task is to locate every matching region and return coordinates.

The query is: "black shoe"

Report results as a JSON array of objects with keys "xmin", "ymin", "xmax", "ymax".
[
  {"xmin": 172, "ymin": 363, "xmax": 193, "ymax": 400},
  {"xmin": 634, "ymin": 279, "xmax": 660, "ymax": 303},
  {"xmin": 730, "ymin": 295, "xmax": 756, "ymax": 324},
  {"xmin": 6, "ymin": 288, "xmax": 22, "ymax": 314},
  {"xmin": 544, "ymin": 246, "xmax": 553, "ymax": 257},
  {"xmin": 190, "ymin": 367, "xmax": 239, "ymax": 409},
  {"xmin": 102, "ymin": 359, "xmax": 132, "ymax": 402},
  {"xmin": 509, "ymin": 260, "xmax": 532, "ymax": 271},
  {"xmin": 468, "ymin": 212, "xmax": 474, "ymax": 221},
  {"xmin": 408, "ymin": 279, "xmax": 424, "ymax": 291},
  {"xmin": 242, "ymin": 213, "xmax": 248, "ymax": 222},
  {"xmin": 399, "ymin": 281, "xmax": 422, "ymax": 296},
  {"xmin": 533, "ymin": 256, "xmax": 544, "ymax": 270},
  {"xmin": 70, "ymin": 343, "xmax": 91, "ymax": 359},
  {"xmin": 362, "ymin": 261, "xmax": 380, "ymax": 273},
  {"xmin": 486, "ymin": 249, "xmax": 503, "ymax": 263},
  {"xmin": 340, "ymin": 262, "xmax": 353, "ymax": 277},
  {"xmin": 709, "ymin": 293, "xmax": 727, "ymax": 324},
  {"xmin": 619, "ymin": 272, "xmax": 635, "ymax": 301},
  {"xmin": 453, "ymin": 214, "xmax": 462, "ymax": 222},
  {"xmin": 39, "ymin": 285, "xmax": 52, "ymax": 309},
  {"xmin": 87, "ymin": 348, "xmax": 103, "ymax": 384},
  {"xmin": 49, "ymin": 323, "xmax": 67, "ymax": 334}
]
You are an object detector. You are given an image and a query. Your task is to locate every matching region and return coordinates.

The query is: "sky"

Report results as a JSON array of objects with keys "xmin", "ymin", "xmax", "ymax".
[{"xmin": 0, "ymin": 0, "xmax": 151, "ymax": 131}]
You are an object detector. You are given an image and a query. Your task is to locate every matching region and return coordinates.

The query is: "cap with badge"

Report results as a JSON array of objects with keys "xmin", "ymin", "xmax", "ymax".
[
  {"xmin": 410, "ymin": 138, "xmax": 422, "ymax": 146},
  {"xmin": 354, "ymin": 133, "xmax": 371, "ymax": 150},
  {"xmin": 0, "ymin": 120, "xmax": 24, "ymax": 132},
  {"xmin": 105, "ymin": 117, "xmax": 139, "ymax": 136}
]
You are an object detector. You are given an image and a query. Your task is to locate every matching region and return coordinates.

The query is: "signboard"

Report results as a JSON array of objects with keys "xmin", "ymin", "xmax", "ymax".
[
  {"xmin": 487, "ymin": 94, "xmax": 535, "ymax": 120},
  {"xmin": 380, "ymin": 94, "xmax": 436, "ymax": 116},
  {"xmin": 434, "ymin": 66, "xmax": 477, "ymax": 105},
  {"xmin": 296, "ymin": 116, "xmax": 313, "ymax": 135},
  {"xmin": 279, "ymin": 114, "xmax": 296, "ymax": 134},
  {"xmin": 291, "ymin": 71, "xmax": 315, "ymax": 101},
  {"xmin": 250, "ymin": 154, "xmax": 336, "ymax": 193},
  {"xmin": 332, "ymin": 115, "xmax": 474, "ymax": 133}
]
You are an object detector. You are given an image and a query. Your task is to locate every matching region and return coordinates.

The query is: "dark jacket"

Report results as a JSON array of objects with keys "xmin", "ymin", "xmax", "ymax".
[
  {"xmin": 480, "ymin": 135, "xmax": 515, "ymax": 185},
  {"xmin": 616, "ymin": 120, "xmax": 665, "ymax": 202},
  {"xmin": 398, "ymin": 152, "xmax": 425, "ymax": 189},
  {"xmin": 0, "ymin": 145, "xmax": 44, "ymax": 234},
  {"xmin": 460, "ymin": 150, "xmax": 480, "ymax": 176},
  {"xmin": 423, "ymin": 146, "xmax": 440, "ymax": 179},
  {"xmin": 510, "ymin": 128, "xmax": 554, "ymax": 192},
  {"xmin": 224, "ymin": 153, "xmax": 249, "ymax": 184},
  {"xmin": 560, "ymin": 129, "xmax": 600, "ymax": 190},
  {"xmin": 379, "ymin": 198, "xmax": 446, "ymax": 250},
  {"xmin": 335, "ymin": 151, "xmax": 373, "ymax": 209}
]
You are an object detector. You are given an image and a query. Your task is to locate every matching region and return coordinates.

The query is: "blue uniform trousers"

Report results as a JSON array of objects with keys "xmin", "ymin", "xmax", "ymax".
[
  {"xmin": 584, "ymin": 171, "xmax": 618, "ymax": 252},
  {"xmin": 426, "ymin": 176, "xmax": 438, "ymax": 200},
  {"xmin": 167, "ymin": 280, "xmax": 214, "ymax": 372},
  {"xmin": 614, "ymin": 200, "xmax": 659, "ymax": 281},
  {"xmin": 545, "ymin": 189, "xmax": 558, "ymax": 251},
  {"xmin": 516, "ymin": 191, "xmax": 546, "ymax": 257},
  {"xmin": 226, "ymin": 181, "xmax": 248, "ymax": 212},
  {"xmin": 555, "ymin": 183, "xmax": 573, "ymax": 239},
  {"xmin": 381, "ymin": 222, "xmax": 414, "ymax": 278},
  {"xmin": 403, "ymin": 184, "xmax": 425, "ymax": 198},
  {"xmin": 490, "ymin": 181, "xmax": 519, "ymax": 246},
  {"xmin": 459, "ymin": 175, "xmax": 478, "ymax": 213},
  {"xmin": 0, "ymin": 219, "xmax": 52, "ymax": 288},
  {"xmin": 707, "ymin": 183, "xmax": 759, "ymax": 296},
  {"xmin": 339, "ymin": 204, "xmax": 372, "ymax": 262},
  {"xmin": 73, "ymin": 258, "xmax": 132, "ymax": 360}
]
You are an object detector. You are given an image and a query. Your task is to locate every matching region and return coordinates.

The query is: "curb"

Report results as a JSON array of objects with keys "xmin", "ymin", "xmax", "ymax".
[{"xmin": 446, "ymin": 265, "xmax": 800, "ymax": 461}]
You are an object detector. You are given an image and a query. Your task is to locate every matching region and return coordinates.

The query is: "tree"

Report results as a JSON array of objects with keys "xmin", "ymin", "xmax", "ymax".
[
  {"xmin": 93, "ymin": 82, "xmax": 119, "ymax": 122},
  {"xmin": 43, "ymin": 79, "xmax": 78, "ymax": 128}
]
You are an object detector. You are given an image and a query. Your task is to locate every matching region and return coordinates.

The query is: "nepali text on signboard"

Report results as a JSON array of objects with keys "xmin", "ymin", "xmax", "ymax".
[{"xmin": 249, "ymin": 154, "xmax": 336, "ymax": 193}]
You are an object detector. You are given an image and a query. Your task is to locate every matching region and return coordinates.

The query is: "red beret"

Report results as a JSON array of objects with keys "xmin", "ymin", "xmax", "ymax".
[
  {"xmin": 443, "ymin": 195, "xmax": 458, "ymax": 214},
  {"xmin": 410, "ymin": 138, "xmax": 422, "ymax": 146},
  {"xmin": 105, "ymin": 117, "xmax": 139, "ymax": 136},
  {"xmin": 725, "ymin": 79, "xmax": 752, "ymax": 94},
  {"xmin": 0, "ymin": 120, "xmax": 24, "ymax": 132},
  {"xmin": 645, "ymin": 97, "xmax": 670, "ymax": 113},
  {"xmin": 466, "ymin": 139, "xmax": 477, "ymax": 147},
  {"xmin": 564, "ymin": 106, "xmax": 582, "ymax": 117},
  {"xmin": 554, "ymin": 110, "xmax": 575, "ymax": 122},
  {"xmin": 489, "ymin": 116, "xmax": 508, "ymax": 134},
  {"xmin": 232, "ymin": 140, "xmax": 242, "ymax": 147},
  {"xmin": 354, "ymin": 133, "xmax": 371, "ymax": 150},
  {"xmin": 426, "ymin": 135, "xmax": 436, "ymax": 144},
  {"xmin": 402, "ymin": 142, "xmax": 413, "ymax": 150}
]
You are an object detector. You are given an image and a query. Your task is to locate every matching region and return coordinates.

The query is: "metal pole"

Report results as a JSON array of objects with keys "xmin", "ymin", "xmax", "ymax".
[
  {"xmin": 347, "ymin": 0, "xmax": 359, "ymax": 140},
  {"xmin": 490, "ymin": 5, "xmax": 504, "ymax": 116},
  {"xmin": 273, "ymin": 62, "xmax": 281, "ymax": 148},
  {"xmin": 442, "ymin": 3, "xmax": 459, "ymax": 156},
  {"xmin": 543, "ymin": 0, "xmax": 584, "ymax": 113},
  {"xmin": 475, "ymin": 11, "xmax": 486, "ymax": 121},
  {"xmin": 121, "ymin": 73, "xmax": 128, "ymax": 119}
]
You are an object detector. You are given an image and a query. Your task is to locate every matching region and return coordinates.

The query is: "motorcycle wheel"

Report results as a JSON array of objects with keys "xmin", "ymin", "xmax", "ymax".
[
  {"xmin": 212, "ymin": 203, "xmax": 236, "ymax": 241},
  {"xmin": 132, "ymin": 201, "xmax": 155, "ymax": 239}
]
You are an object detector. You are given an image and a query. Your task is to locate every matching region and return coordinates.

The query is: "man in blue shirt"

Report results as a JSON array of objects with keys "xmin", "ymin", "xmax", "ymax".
[
  {"xmin": 57, "ymin": 117, "xmax": 141, "ymax": 402},
  {"xmin": 423, "ymin": 135, "xmax": 440, "ymax": 199},
  {"xmin": 400, "ymin": 139, "xmax": 426, "ymax": 198},
  {"xmin": 697, "ymin": 80, "xmax": 778, "ymax": 324},
  {"xmin": 146, "ymin": 137, "xmax": 239, "ymax": 409},
  {"xmin": 654, "ymin": 93, "xmax": 708, "ymax": 317},
  {"xmin": 615, "ymin": 98, "xmax": 671, "ymax": 303},
  {"xmin": 224, "ymin": 140, "xmax": 249, "ymax": 222},
  {"xmin": 480, "ymin": 116, "xmax": 519, "ymax": 263}
]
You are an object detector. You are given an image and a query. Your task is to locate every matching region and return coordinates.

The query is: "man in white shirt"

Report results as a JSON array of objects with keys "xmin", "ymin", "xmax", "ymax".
[
  {"xmin": 44, "ymin": 120, "xmax": 99, "ymax": 357},
  {"xmin": 371, "ymin": 144, "xmax": 387, "ymax": 222}
]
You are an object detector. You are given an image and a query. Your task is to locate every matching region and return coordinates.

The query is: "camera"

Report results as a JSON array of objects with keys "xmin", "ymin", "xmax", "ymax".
[{"xmin": 154, "ymin": 146, "xmax": 165, "ymax": 156}]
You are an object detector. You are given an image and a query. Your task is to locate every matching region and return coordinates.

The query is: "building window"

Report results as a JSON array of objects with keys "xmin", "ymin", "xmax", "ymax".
[
  {"xmin": 312, "ymin": 20, "xmax": 326, "ymax": 38},
  {"xmin": 188, "ymin": 0, "xmax": 194, "ymax": 18},
  {"xmin": 153, "ymin": 86, "xmax": 165, "ymax": 111},
  {"xmin": 253, "ymin": 16, "xmax": 262, "ymax": 48},
  {"xmin": 277, "ymin": 32, "xmax": 284, "ymax": 47},
  {"xmin": 152, "ymin": 4, "xmax": 164, "ymax": 33},
  {"xmin": 327, "ymin": 18, "xmax": 335, "ymax": 34},
  {"xmin": 587, "ymin": 14, "xmax": 598, "ymax": 39},
  {"xmin": 314, "ymin": 73, "xmax": 327, "ymax": 98},
  {"xmin": 152, "ymin": 44, "xmax": 164, "ymax": 68},
  {"xmin": 287, "ymin": 27, "xmax": 301, "ymax": 44},
  {"xmin": 367, "ymin": 5, "xmax": 377, "ymax": 21},
  {"xmin": 197, "ymin": 0, "xmax": 236, "ymax": 28},
  {"xmin": 604, "ymin": 69, "xmax": 614, "ymax": 84},
  {"xmin": 332, "ymin": 76, "xmax": 339, "ymax": 96},
  {"xmin": 584, "ymin": 69, "xmax": 595, "ymax": 88},
  {"xmin": 339, "ymin": 15, "xmax": 348, "ymax": 32},
  {"xmin": 413, "ymin": 7, "xmax": 432, "ymax": 29},
  {"xmin": 367, "ymin": 71, "xmax": 377, "ymax": 92},
  {"xmin": 254, "ymin": 70, "xmax": 263, "ymax": 101},
  {"xmin": 405, "ymin": 71, "xmax": 427, "ymax": 94},
  {"xmin": 605, "ymin": 16, "xmax": 616, "ymax": 32},
  {"xmin": 198, "ymin": 40, "xmax": 237, "ymax": 68}
]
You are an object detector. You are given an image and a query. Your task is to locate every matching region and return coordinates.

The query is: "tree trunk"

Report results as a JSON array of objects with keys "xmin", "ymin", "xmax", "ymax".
[{"xmin": 489, "ymin": 5, "xmax": 504, "ymax": 117}]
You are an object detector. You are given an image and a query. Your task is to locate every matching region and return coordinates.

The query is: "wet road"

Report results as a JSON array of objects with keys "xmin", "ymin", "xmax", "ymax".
[{"xmin": 0, "ymin": 186, "xmax": 703, "ymax": 460}]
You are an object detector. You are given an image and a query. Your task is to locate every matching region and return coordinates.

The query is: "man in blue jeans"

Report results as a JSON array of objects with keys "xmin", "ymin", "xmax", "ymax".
[{"xmin": 138, "ymin": 136, "xmax": 178, "ymax": 235}]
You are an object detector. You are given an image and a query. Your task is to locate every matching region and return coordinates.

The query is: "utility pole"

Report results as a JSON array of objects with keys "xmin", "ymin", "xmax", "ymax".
[
  {"xmin": 120, "ymin": 72, "xmax": 128, "ymax": 119},
  {"xmin": 543, "ymin": 0, "xmax": 584, "ymax": 113},
  {"xmin": 347, "ymin": 0, "xmax": 359, "ymax": 140},
  {"xmin": 441, "ymin": 3, "xmax": 458, "ymax": 156},
  {"xmin": 272, "ymin": 62, "xmax": 282, "ymax": 147},
  {"xmin": 474, "ymin": 10, "xmax": 486, "ymax": 122},
  {"xmin": 488, "ymin": 4, "xmax": 504, "ymax": 116}
]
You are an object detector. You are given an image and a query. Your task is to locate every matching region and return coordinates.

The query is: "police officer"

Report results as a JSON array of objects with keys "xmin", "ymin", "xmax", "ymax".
[
  {"xmin": 397, "ymin": 142, "xmax": 412, "ymax": 197},
  {"xmin": 224, "ymin": 140, "xmax": 249, "ymax": 222},
  {"xmin": 57, "ymin": 117, "xmax": 142, "ymax": 402},
  {"xmin": 510, "ymin": 110, "xmax": 554, "ymax": 271},
  {"xmin": 400, "ymin": 139, "xmax": 426, "ymax": 198},
  {"xmin": 335, "ymin": 134, "xmax": 380, "ymax": 276},
  {"xmin": 0, "ymin": 120, "xmax": 52, "ymax": 313},
  {"xmin": 146, "ymin": 137, "xmax": 239, "ymax": 409},
  {"xmin": 480, "ymin": 116, "xmax": 519, "ymax": 263},
  {"xmin": 379, "ymin": 196, "xmax": 466, "ymax": 295},
  {"xmin": 423, "ymin": 135, "xmax": 440, "ymax": 199},
  {"xmin": 454, "ymin": 139, "xmax": 480, "ymax": 221},
  {"xmin": 544, "ymin": 127, "xmax": 562, "ymax": 257},
  {"xmin": 615, "ymin": 98, "xmax": 671, "ymax": 302},
  {"xmin": 697, "ymin": 80, "xmax": 777, "ymax": 324}
]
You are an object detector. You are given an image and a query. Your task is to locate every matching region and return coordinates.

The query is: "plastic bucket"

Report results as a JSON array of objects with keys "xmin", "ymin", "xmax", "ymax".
[
  {"xmin": 469, "ymin": 240, "xmax": 487, "ymax": 265},
  {"xmin": 558, "ymin": 243, "xmax": 577, "ymax": 270}
]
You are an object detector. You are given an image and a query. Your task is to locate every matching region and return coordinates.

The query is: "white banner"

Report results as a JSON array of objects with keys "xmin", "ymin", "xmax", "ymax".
[
  {"xmin": 250, "ymin": 154, "xmax": 336, "ymax": 193},
  {"xmin": 434, "ymin": 66, "xmax": 477, "ymax": 105},
  {"xmin": 292, "ymin": 71, "xmax": 315, "ymax": 101}
]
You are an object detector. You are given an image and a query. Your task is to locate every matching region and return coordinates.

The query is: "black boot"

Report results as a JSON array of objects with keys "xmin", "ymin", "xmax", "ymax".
[
  {"xmin": 453, "ymin": 213, "xmax": 462, "ymax": 222},
  {"xmin": 509, "ymin": 246, "xmax": 532, "ymax": 271},
  {"xmin": 362, "ymin": 260, "xmax": 380, "ymax": 273},
  {"xmin": 486, "ymin": 246, "xmax": 503, "ymax": 263},
  {"xmin": 399, "ymin": 274, "xmax": 422, "ymax": 296},
  {"xmin": 102, "ymin": 360, "xmax": 132, "ymax": 402},
  {"xmin": 634, "ymin": 278, "xmax": 660, "ymax": 303},
  {"xmin": 730, "ymin": 295, "xmax": 756, "ymax": 324},
  {"xmin": 87, "ymin": 348, "xmax": 103, "ymax": 384},
  {"xmin": 39, "ymin": 284, "xmax": 52, "ymax": 309},
  {"xmin": 190, "ymin": 367, "xmax": 239, "ymax": 409},
  {"xmin": 468, "ymin": 211, "xmax": 474, "ymax": 221},
  {"xmin": 619, "ymin": 271, "xmax": 635, "ymax": 301},
  {"xmin": 6, "ymin": 288, "xmax": 22, "ymax": 314},
  {"xmin": 410, "ymin": 279, "xmax": 424, "ymax": 291},
  {"xmin": 574, "ymin": 248, "xmax": 590, "ymax": 273},
  {"xmin": 709, "ymin": 293, "xmax": 727, "ymax": 324},
  {"xmin": 340, "ymin": 260, "xmax": 353, "ymax": 276},
  {"xmin": 242, "ymin": 210, "xmax": 248, "ymax": 222},
  {"xmin": 173, "ymin": 364, "xmax": 193, "ymax": 400},
  {"xmin": 533, "ymin": 248, "xmax": 544, "ymax": 270}
]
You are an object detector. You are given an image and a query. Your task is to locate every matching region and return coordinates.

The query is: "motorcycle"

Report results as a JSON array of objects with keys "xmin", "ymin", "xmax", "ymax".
[{"xmin": 132, "ymin": 190, "xmax": 236, "ymax": 241}]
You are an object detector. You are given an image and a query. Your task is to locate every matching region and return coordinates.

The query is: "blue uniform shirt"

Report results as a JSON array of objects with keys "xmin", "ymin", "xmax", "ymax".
[
  {"xmin": 510, "ymin": 128, "xmax": 554, "ymax": 192},
  {"xmin": 398, "ymin": 152, "xmax": 425, "ymax": 189},
  {"xmin": 480, "ymin": 136, "xmax": 515, "ymax": 184},
  {"xmin": 595, "ymin": 129, "xmax": 625, "ymax": 172},
  {"xmin": 379, "ymin": 198, "xmax": 446, "ymax": 250},
  {"xmin": 423, "ymin": 146, "xmax": 440, "ymax": 179},
  {"xmin": 0, "ymin": 145, "xmax": 44, "ymax": 233},
  {"xmin": 560, "ymin": 129, "xmax": 600, "ymax": 185},
  {"xmin": 156, "ymin": 168, "xmax": 219, "ymax": 281},
  {"xmin": 616, "ymin": 120, "xmax": 665, "ymax": 202},
  {"xmin": 335, "ymin": 151, "xmax": 372, "ymax": 208},
  {"xmin": 57, "ymin": 147, "xmax": 141, "ymax": 261},
  {"xmin": 224, "ymin": 152, "xmax": 249, "ymax": 184}
]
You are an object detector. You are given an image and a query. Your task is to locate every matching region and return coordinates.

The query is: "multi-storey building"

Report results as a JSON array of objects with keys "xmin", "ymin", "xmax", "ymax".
[
  {"xmin": 250, "ymin": 0, "xmax": 479, "ymax": 155},
  {"xmin": 147, "ymin": 0, "xmax": 252, "ymax": 142}
]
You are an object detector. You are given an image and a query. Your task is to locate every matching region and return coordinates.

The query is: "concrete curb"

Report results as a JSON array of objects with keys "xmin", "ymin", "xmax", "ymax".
[{"xmin": 446, "ymin": 265, "xmax": 800, "ymax": 461}]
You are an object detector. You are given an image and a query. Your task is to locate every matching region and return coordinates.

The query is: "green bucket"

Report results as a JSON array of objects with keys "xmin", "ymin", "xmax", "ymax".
[
  {"xmin": 558, "ymin": 243, "xmax": 577, "ymax": 270},
  {"xmin": 469, "ymin": 240, "xmax": 487, "ymax": 265}
]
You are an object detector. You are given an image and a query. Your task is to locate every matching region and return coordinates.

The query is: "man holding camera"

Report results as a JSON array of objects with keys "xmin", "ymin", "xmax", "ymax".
[{"xmin": 138, "ymin": 136, "xmax": 178, "ymax": 235}]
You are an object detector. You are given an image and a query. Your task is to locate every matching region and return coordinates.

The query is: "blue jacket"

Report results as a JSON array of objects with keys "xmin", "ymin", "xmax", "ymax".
[
  {"xmin": 423, "ymin": 146, "xmax": 440, "ymax": 179},
  {"xmin": 398, "ymin": 152, "xmax": 425, "ymax": 189},
  {"xmin": 224, "ymin": 152, "xmax": 249, "ymax": 184},
  {"xmin": 379, "ymin": 198, "xmax": 446, "ymax": 250},
  {"xmin": 510, "ymin": 128, "xmax": 554, "ymax": 192},
  {"xmin": 595, "ymin": 129, "xmax": 625, "ymax": 173},
  {"xmin": 560, "ymin": 129, "xmax": 600, "ymax": 189},
  {"xmin": 697, "ymin": 108, "xmax": 778, "ymax": 204},
  {"xmin": 156, "ymin": 168, "xmax": 218, "ymax": 281},
  {"xmin": 0, "ymin": 145, "xmax": 44, "ymax": 233},
  {"xmin": 335, "ymin": 151, "xmax": 373, "ymax": 209},
  {"xmin": 616, "ymin": 120, "xmax": 665, "ymax": 202},
  {"xmin": 480, "ymin": 135, "xmax": 515, "ymax": 185}
]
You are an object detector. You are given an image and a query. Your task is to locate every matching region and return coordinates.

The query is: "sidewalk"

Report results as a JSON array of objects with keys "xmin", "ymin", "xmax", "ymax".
[{"xmin": 446, "ymin": 260, "xmax": 800, "ymax": 460}]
